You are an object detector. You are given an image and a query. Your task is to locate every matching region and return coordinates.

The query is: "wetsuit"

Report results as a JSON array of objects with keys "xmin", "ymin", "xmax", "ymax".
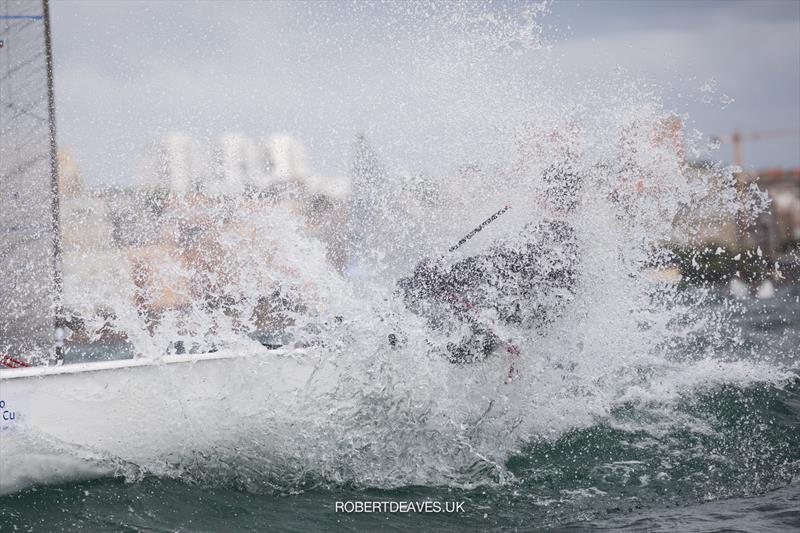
[{"xmin": 397, "ymin": 218, "xmax": 578, "ymax": 363}]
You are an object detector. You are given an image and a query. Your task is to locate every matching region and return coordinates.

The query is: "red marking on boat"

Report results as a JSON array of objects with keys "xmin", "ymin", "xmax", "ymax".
[{"xmin": 0, "ymin": 354, "xmax": 31, "ymax": 368}]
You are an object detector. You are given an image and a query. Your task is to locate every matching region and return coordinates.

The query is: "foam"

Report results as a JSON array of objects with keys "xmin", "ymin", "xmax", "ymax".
[{"xmin": 8, "ymin": 2, "xmax": 785, "ymax": 493}]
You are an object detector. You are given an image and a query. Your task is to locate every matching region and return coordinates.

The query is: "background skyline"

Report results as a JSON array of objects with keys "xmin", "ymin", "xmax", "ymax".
[{"xmin": 50, "ymin": 0, "xmax": 800, "ymax": 185}]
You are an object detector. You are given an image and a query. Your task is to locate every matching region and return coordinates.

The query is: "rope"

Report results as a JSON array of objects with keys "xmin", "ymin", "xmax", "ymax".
[{"xmin": 0, "ymin": 354, "xmax": 31, "ymax": 368}]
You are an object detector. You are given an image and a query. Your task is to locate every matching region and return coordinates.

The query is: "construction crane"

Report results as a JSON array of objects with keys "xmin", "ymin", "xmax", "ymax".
[{"xmin": 712, "ymin": 128, "xmax": 800, "ymax": 166}]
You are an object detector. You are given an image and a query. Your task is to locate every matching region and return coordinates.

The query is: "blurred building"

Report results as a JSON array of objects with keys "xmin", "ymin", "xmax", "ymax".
[
  {"xmin": 265, "ymin": 133, "xmax": 310, "ymax": 181},
  {"xmin": 128, "ymin": 131, "xmax": 351, "ymax": 312},
  {"xmin": 135, "ymin": 131, "xmax": 316, "ymax": 196},
  {"xmin": 57, "ymin": 146, "xmax": 83, "ymax": 197},
  {"xmin": 52, "ymin": 132, "xmax": 353, "ymax": 327},
  {"xmin": 136, "ymin": 131, "xmax": 210, "ymax": 193},
  {"xmin": 671, "ymin": 163, "xmax": 800, "ymax": 259},
  {"xmin": 742, "ymin": 168, "xmax": 800, "ymax": 258},
  {"xmin": 56, "ymin": 148, "xmax": 135, "ymax": 325}
]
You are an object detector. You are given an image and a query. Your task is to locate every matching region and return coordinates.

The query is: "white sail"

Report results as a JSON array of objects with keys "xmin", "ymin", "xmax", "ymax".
[{"xmin": 0, "ymin": 0, "xmax": 60, "ymax": 365}]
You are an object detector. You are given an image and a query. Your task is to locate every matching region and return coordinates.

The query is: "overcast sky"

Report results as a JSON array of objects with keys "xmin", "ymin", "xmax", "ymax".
[{"xmin": 50, "ymin": 0, "xmax": 800, "ymax": 185}]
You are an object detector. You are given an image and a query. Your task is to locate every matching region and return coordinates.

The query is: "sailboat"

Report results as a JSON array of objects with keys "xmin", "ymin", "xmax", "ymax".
[{"xmin": 0, "ymin": 0, "xmax": 322, "ymax": 494}]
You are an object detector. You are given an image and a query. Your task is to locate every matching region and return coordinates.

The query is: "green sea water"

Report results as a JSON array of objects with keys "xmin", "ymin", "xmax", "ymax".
[{"xmin": 1, "ymin": 285, "xmax": 798, "ymax": 532}]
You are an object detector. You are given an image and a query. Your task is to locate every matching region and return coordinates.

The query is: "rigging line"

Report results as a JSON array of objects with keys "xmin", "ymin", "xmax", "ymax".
[
  {"xmin": 1, "ymin": 222, "xmax": 53, "ymax": 234},
  {"xmin": 0, "ymin": 20, "xmax": 41, "ymax": 39},
  {"xmin": 0, "ymin": 50, "xmax": 48, "ymax": 84},
  {"xmin": 44, "ymin": 0, "xmax": 64, "ymax": 365},
  {"xmin": 4, "ymin": 153, "xmax": 49, "ymax": 179},
  {"xmin": 2, "ymin": 101, "xmax": 48, "ymax": 122}
]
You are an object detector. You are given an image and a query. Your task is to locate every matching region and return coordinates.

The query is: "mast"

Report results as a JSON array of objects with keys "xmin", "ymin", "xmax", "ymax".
[{"xmin": 42, "ymin": 0, "xmax": 63, "ymax": 362}]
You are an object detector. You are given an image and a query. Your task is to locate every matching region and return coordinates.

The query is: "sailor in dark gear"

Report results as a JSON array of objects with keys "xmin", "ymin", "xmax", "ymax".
[{"xmin": 397, "ymin": 163, "xmax": 582, "ymax": 363}]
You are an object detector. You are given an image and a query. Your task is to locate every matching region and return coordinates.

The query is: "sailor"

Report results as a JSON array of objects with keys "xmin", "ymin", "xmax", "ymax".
[{"xmin": 397, "ymin": 163, "xmax": 582, "ymax": 363}]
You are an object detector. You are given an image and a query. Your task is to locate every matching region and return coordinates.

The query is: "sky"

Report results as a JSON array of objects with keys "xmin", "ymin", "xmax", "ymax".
[{"xmin": 49, "ymin": 0, "xmax": 800, "ymax": 185}]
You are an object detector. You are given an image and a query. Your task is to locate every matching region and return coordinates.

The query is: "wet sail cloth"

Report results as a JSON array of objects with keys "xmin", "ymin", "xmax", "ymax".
[{"xmin": 0, "ymin": 0, "xmax": 60, "ymax": 364}]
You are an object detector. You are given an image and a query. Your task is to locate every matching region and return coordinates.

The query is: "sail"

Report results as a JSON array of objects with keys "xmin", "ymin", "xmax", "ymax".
[{"xmin": 0, "ymin": 0, "xmax": 60, "ymax": 364}]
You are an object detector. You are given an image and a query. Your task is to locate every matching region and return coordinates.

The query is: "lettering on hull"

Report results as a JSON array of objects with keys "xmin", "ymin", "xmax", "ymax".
[{"xmin": 0, "ymin": 399, "xmax": 21, "ymax": 431}]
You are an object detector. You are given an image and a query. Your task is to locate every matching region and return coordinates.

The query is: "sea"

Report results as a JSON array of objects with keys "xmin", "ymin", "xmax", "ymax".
[
  {"xmin": 2, "ymin": 2, "xmax": 799, "ymax": 531},
  {"xmin": 1, "ymin": 284, "xmax": 798, "ymax": 532}
]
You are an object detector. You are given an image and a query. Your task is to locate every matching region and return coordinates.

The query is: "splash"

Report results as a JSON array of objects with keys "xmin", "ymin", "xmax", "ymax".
[{"xmin": 36, "ymin": 1, "xmax": 790, "ymax": 493}]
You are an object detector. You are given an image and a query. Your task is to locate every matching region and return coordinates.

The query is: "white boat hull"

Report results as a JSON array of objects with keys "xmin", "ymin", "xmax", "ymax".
[{"xmin": 0, "ymin": 348, "xmax": 328, "ymax": 494}]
